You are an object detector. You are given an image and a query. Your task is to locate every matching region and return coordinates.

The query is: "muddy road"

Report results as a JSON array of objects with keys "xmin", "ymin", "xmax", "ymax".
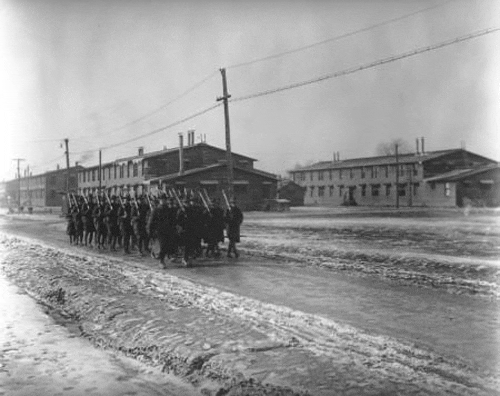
[{"xmin": 1, "ymin": 210, "xmax": 499, "ymax": 377}]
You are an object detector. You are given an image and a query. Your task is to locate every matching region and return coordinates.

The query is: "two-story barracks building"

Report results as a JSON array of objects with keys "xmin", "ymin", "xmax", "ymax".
[
  {"xmin": 77, "ymin": 133, "xmax": 278, "ymax": 210},
  {"xmin": 289, "ymin": 149, "xmax": 498, "ymax": 207}
]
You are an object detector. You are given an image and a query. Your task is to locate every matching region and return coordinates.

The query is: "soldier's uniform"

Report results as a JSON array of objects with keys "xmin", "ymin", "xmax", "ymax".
[{"xmin": 225, "ymin": 200, "xmax": 243, "ymax": 258}]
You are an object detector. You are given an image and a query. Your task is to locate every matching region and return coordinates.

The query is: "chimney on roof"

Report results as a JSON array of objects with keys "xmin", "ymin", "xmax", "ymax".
[
  {"xmin": 163, "ymin": 145, "xmax": 167, "ymax": 151},
  {"xmin": 416, "ymin": 138, "xmax": 420, "ymax": 155},
  {"xmin": 138, "ymin": 146, "xmax": 144, "ymax": 156},
  {"xmin": 179, "ymin": 133, "xmax": 184, "ymax": 176},
  {"xmin": 337, "ymin": 152, "xmax": 340, "ymax": 162},
  {"xmin": 187, "ymin": 129, "xmax": 195, "ymax": 146},
  {"xmin": 421, "ymin": 137, "xmax": 425, "ymax": 154},
  {"xmin": 57, "ymin": 164, "xmax": 60, "ymax": 170}
]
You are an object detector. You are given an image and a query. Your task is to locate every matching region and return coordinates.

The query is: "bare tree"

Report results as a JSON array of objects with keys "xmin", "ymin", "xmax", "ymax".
[{"xmin": 376, "ymin": 139, "xmax": 412, "ymax": 156}]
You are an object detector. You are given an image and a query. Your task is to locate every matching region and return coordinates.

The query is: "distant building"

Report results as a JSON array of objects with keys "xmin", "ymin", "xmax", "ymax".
[
  {"xmin": 78, "ymin": 132, "xmax": 278, "ymax": 211},
  {"xmin": 289, "ymin": 148, "xmax": 499, "ymax": 207},
  {"xmin": 277, "ymin": 179, "xmax": 306, "ymax": 206},
  {"xmin": 3, "ymin": 165, "xmax": 81, "ymax": 208}
]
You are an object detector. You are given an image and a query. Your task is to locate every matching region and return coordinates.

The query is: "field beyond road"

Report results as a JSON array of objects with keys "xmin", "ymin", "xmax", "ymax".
[{"xmin": 0, "ymin": 207, "xmax": 499, "ymax": 395}]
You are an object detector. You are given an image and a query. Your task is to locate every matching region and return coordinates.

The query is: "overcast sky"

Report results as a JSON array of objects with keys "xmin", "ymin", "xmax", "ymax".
[{"xmin": 1, "ymin": 0, "xmax": 499, "ymax": 181}]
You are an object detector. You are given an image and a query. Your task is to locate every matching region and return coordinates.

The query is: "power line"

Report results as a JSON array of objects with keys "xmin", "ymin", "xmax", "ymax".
[
  {"xmin": 231, "ymin": 27, "xmax": 500, "ymax": 103},
  {"xmin": 67, "ymin": 70, "xmax": 219, "ymax": 141},
  {"xmin": 226, "ymin": 0, "xmax": 456, "ymax": 70},
  {"xmin": 73, "ymin": 102, "xmax": 222, "ymax": 156}
]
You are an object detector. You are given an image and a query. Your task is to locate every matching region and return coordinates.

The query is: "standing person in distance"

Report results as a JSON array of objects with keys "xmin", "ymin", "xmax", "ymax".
[{"xmin": 224, "ymin": 198, "xmax": 243, "ymax": 258}]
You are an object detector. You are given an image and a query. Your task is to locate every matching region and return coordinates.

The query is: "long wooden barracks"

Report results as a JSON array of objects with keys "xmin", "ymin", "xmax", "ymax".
[
  {"xmin": 77, "ymin": 131, "xmax": 278, "ymax": 210},
  {"xmin": 289, "ymin": 141, "xmax": 499, "ymax": 208}
]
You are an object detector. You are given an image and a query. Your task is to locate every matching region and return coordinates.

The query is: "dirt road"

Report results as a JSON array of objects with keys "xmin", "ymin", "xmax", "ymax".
[{"xmin": 1, "ymin": 212, "xmax": 498, "ymax": 376}]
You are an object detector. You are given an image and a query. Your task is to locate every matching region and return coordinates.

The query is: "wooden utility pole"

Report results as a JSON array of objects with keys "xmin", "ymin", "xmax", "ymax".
[
  {"xmin": 395, "ymin": 144, "xmax": 399, "ymax": 209},
  {"xmin": 64, "ymin": 138, "xmax": 70, "ymax": 193},
  {"xmin": 217, "ymin": 68, "xmax": 234, "ymax": 198},
  {"xmin": 12, "ymin": 158, "xmax": 25, "ymax": 207},
  {"xmin": 99, "ymin": 149, "xmax": 102, "ymax": 193}
]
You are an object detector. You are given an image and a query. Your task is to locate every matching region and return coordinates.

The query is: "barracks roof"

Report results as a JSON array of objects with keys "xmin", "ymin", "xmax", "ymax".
[
  {"xmin": 114, "ymin": 142, "xmax": 257, "ymax": 164},
  {"xmin": 289, "ymin": 149, "xmax": 495, "ymax": 172},
  {"xmin": 424, "ymin": 163, "xmax": 500, "ymax": 182},
  {"xmin": 146, "ymin": 163, "xmax": 277, "ymax": 184}
]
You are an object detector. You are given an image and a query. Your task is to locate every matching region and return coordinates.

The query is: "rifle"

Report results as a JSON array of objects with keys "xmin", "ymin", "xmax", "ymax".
[
  {"xmin": 104, "ymin": 192, "xmax": 112, "ymax": 206},
  {"xmin": 221, "ymin": 190, "xmax": 231, "ymax": 210},
  {"xmin": 203, "ymin": 188, "xmax": 212, "ymax": 206},
  {"xmin": 132, "ymin": 196, "xmax": 139, "ymax": 210},
  {"xmin": 82, "ymin": 194, "xmax": 89, "ymax": 206},
  {"xmin": 198, "ymin": 191, "xmax": 210, "ymax": 214},
  {"xmin": 146, "ymin": 194, "xmax": 153, "ymax": 211},
  {"xmin": 118, "ymin": 195, "xmax": 125, "ymax": 208},
  {"xmin": 70, "ymin": 193, "xmax": 80, "ymax": 212},
  {"xmin": 171, "ymin": 188, "xmax": 185, "ymax": 212}
]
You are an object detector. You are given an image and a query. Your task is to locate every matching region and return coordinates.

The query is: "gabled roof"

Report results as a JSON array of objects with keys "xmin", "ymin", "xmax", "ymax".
[
  {"xmin": 289, "ymin": 149, "xmax": 495, "ymax": 172},
  {"xmin": 115, "ymin": 142, "xmax": 256, "ymax": 163},
  {"xmin": 424, "ymin": 164, "xmax": 500, "ymax": 182},
  {"xmin": 147, "ymin": 163, "xmax": 277, "ymax": 183}
]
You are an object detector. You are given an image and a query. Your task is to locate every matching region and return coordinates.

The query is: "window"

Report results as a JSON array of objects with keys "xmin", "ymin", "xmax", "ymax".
[
  {"xmin": 114, "ymin": 165, "xmax": 117, "ymax": 179},
  {"xmin": 371, "ymin": 184, "xmax": 380, "ymax": 197},
  {"xmin": 349, "ymin": 168, "xmax": 354, "ymax": 179},
  {"xmin": 398, "ymin": 183, "xmax": 406, "ymax": 196},
  {"xmin": 127, "ymin": 163, "xmax": 131, "ymax": 178},
  {"xmin": 372, "ymin": 167, "xmax": 378, "ymax": 178},
  {"xmin": 329, "ymin": 170, "xmax": 333, "ymax": 180},
  {"xmin": 430, "ymin": 182, "xmax": 436, "ymax": 190},
  {"xmin": 384, "ymin": 166, "xmax": 389, "ymax": 178},
  {"xmin": 318, "ymin": 171, "xmax": 324, "ymax": 181},
  {"xmin": 361, "ymin": 184, "xmax": 366, "ymax": 197},
  {"xmin": 300, "ymin": 172, "xmax": 305, "ymax": 181},
  {"xmin": 339, "ymin": 185, "xmax": 344, "ymax": 197},
  {"xmin": 92, "ymin": 170, "xmax": 96, "ymax": 182},
  {"xmin": 361, "ymin": 168, "xmax": 365, "ymax": 179},
  {"xmin": 385, "ymin": 184, "xmax": 391, "ymax": 196},
  {"xmin": 412, "ymin": 164, "xmax": 418, "ymax": 177},
  {"xmin": 339, "ymin": 169, "xmax": 343, "ymax": 179},
  {"xmin": 141, "ymin": 161, "xmax": 145, "ymax": 176},
  {"xmin": 318, "ymin": 186, "xmax": 325, "ymax": 197},
  {"xmin": 445, "ymin": 183, "xmax": 451, "ymax": 197},
  {"xmin": 83, "ymin": 172, "xmax": 86, "ymax": 183},
  {"xmin": 310, "ymin": 172, "xmax": 314, "ymax": 181},
  {"xmin": 413, "ymin": 183, "xmax": 419, "ymax": 196},
  {"xmin": 102, "ymin": 168, "xmax": 105, "ymax": 181},
  {"xmin": 133, "ymin": 163, "xmax": 138, "ymax": 177},
  {"xmin": 329, "ymin": 185, "xmax": 334, "ymax": 196},
  {"xmin": 310, "ymin": 186, "xmax": 315, "ymax": 197},
  {"xmin": 399, "ymin": 165, "xmax": 405, "ymax": 177}
]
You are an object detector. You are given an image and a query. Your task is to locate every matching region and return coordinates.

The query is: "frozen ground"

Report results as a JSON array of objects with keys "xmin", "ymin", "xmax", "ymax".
[{"xmin": 0, "ymin": 208, "xmax": 499, "ymax": 395}]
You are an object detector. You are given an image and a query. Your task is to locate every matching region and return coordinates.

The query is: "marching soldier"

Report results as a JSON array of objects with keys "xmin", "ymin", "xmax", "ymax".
[{"xmin": 225, "ymin": 198, "xmax": 243, "ymax": 258}]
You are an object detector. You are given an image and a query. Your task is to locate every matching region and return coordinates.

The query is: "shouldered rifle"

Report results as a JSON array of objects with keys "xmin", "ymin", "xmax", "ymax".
[
  {"xmin": 198, "ymin": 191, "xmax": 210, "ymax": 214},
  {"xmin": 146, "ymin": 194, "xmax": 153, "ymax": 211},
  {"xmin": 221, "ymin": 190, "xmax": 231, "ymax": 210},
  {"xmin": 203, "ymin": 188, "xmax": 212, "ymax": 206},
  {"xmin": 104, "ymin": 192, "xmax": 112, "ymax": 206},
  {"xmin": 118, "ymin": 195, "xmax": 124, "ymax": 208},
  {"xmin": 70, "ymin": 194, "xmax": 80, "ymax": 212},
  {"xmin": 171, "ymin": 188, "xmax": 185, "ymax": 212}
]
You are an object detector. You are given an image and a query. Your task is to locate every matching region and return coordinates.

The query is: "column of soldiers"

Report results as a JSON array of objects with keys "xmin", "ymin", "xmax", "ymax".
[{"xmin": 65, "ymin": 190, "xmax": 243, "ymax": 268}]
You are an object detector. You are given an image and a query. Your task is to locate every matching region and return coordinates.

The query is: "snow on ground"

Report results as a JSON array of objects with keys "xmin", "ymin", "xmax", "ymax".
[
  {"xmin": 242, "ymin": 210, "xmax": 500, "ymax": 298},
  {"xmin": 1, "ymin": 235, "xmax": 499, "ymax": 395}
]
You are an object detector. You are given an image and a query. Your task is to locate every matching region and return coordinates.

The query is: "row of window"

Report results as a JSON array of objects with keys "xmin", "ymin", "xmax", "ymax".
[
  {"xmin": 309, "ymin": 183, "xmax": 421, "ymax": 198},
  {"xmin": 295, "ymin": 164, "xmax": 418, "ymax": 182},
  {"xmin": 80, "ymin": 162, "xmax": 145, "ymax": 184}
]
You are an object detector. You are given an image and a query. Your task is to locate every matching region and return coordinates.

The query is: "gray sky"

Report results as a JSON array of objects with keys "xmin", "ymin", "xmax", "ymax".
[{"xmin": 1, "ymin": 0, "xmax": 499, "ymax": 181}]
